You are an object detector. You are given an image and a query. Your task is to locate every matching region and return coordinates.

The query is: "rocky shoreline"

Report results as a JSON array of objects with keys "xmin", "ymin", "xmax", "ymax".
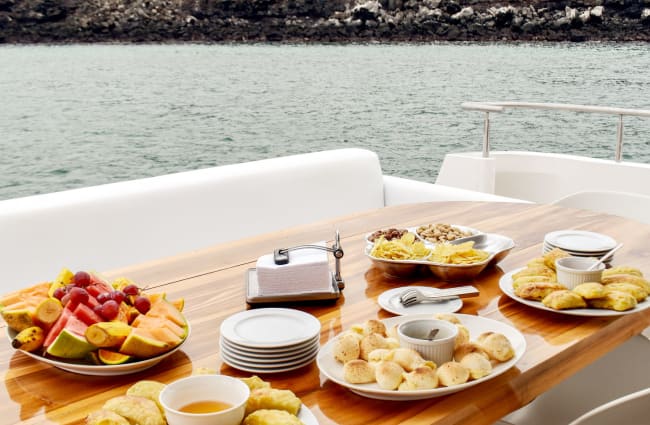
[{"xmin": 1, "ymin": 0, "xmax": 650, "ymax": 43}]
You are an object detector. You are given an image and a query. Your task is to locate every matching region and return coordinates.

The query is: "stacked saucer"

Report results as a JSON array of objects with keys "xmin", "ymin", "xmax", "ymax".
[
  {"xmin": 543, "ymin": 230, "xmax": 618, "ymax": 265},
  {"xmin": 219, "ymin": 308, "xmax": 321, "ymax": 373}
]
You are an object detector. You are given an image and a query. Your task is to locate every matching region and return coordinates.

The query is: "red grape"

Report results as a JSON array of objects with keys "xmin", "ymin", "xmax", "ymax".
[
  {"xmin": 93, "ymin": 304, "xmax": 103, "ymax": 316},
  {"xmin": 123, "ymin": 284, "xmax": 140, "ymax": 296},
  {"xmin": 53, "ymin": 287, "xmax": 66, "ymax": 300},
  {"xmin": 133, "ymin": 296, "xmax": 151, "ymax": 314},
  {"xmin": 111, "ymin": 290, "xmax": 126, "ymax": 304},
  {"xmin": 97, "ymin": 292, "xmax": 111, "ymax": 304},
  {"xmin": 69, "ymin": 287, "xmax": 89, "ymax": 305},
  {"xmin": 100, "ymin": 300, "xmax": 120, "ymax": 320},
  {"xmin": 73, "ymin": 271, "xmax": 91, "ymax": 287}
]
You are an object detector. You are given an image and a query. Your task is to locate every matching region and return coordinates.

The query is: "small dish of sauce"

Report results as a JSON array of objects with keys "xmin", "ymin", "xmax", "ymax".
[{"xmin": 179, "ymin": 401, "xmax": 232, "ymax": 414}]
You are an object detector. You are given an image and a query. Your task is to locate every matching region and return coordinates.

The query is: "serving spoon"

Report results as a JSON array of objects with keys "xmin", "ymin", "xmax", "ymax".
[{"xmin": 587, "ymin": 243, "xmax": 623, "ymax": 270}]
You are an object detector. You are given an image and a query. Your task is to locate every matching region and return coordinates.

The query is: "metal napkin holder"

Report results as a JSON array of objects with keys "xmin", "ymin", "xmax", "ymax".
[{"xmin": 245, "ymin": 231, "xmax": 345, "ymax": 304}]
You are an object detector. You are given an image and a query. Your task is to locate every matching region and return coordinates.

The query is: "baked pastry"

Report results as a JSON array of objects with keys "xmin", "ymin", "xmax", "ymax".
[
  {"xmin": 454, "ymin": 324, "xmax": 470, "ymax": 349},
  {"xmin": 246, "ymin": 388, "xmax": 302, "ymax": 416},
  {"xmin": 588, "ymin": 290, "xmax": 637, "ymax": 311},
  {"xmin": 476, "ymin": 332, "xmax": 515, "ymax": 362},
  {"xmin": 386, "ymin": 347, "xmax": 427, "ymax": 372},
  {"xmin": 437, "ymin": 362, "xmax": 470, "ymax": 387},
  {"xmin": 572, "ymin": 282, "xmax": 606, "ymax": 300},
  {"xmin": 386, "ymin": 324, "xmax": 399, "ymax": 340},
  {"xmin": 512, "ymin": 265, "xmax": 556, "ymax": 281},
  {"xmin": 103, "ymin": 396, "xmax": 165, "ymax": 425},
  {"xmin": 359, "ymin": 333, "xmax": 391, "ymax": 361},
  {"xmin": 398, "ymin": 365, "xmax": 438, "ymax": 390},
  {"xmin": 343, "ymin": 359, "xmax": 376, "ymax": 384},
  {"xmin": 453, "ymin": 342, "xmax": 488, "ymax": 362},
  {"xmin": 542, "ymin": 290, "xmax": 587, "ymax": 310},
  {"xmin": 459, "ymin": 352, "xmax": 493, "ymax": 380},
  {"xmin": 515, "ymin": 281, "xmax": 567, "ymax": 301},
  {"xmin": 513, "ymin": 275, "xmax": 555, "ymax": 290},
  {"xmin": 601, "ymin": 274, "xmax": 650, "ymax": 293},
  {"xmin": 241, "ymin": 375, "xmax": 272, "ymax": 391},
  {"xmin": 433, "ymin": 313, "xmax": 461, "ymax": 324},
  {"xmin": 86, "ymin": 410, "xmax": 130, "ymax": 425},
  {"xmin": 602, "ymin": 266, "xmax": 643, "ymax": 278},
  {"xmin": 352, "ymin": 319, "xmax": 387, "ymax": 337},
  {"xmin": 367, "ymin": 348, "xmax": 392, "ymax": 364},
  {"xmin": 543, "ymin": 248, "xmax": 570, "ymax": 270},
  {"xmin": 374, "ymin": 360, "xmax": 405, "ymax": 390},
  {"xmin": 604, "ymin": 282, "xmax": 648, "ymax": 302},
  {"xmin": 333, "ymin": 333, "xmax": 361, "ymax": 363},
  {"xmin": 243, "ymin": 409, "xmax": 304, "ymax": 425}
]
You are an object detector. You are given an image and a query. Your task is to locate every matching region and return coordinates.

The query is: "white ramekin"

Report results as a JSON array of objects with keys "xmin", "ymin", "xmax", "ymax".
[
  {"xmin": 397, "ymin": 318, "xmax": 458, "ymax": 366},
  {"xmin": 555, "ymin": 256, "xmax": 605, "ymax": 290}
]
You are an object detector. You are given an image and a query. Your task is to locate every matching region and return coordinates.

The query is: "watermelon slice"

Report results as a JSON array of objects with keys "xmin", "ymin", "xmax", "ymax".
[
  {"xmin": 73, "ymin": 303, "xmax": 103, "ymax": 326},
  {"xmin": 44, "ymin": 308, "xmax": 72, "ymax": 348}
]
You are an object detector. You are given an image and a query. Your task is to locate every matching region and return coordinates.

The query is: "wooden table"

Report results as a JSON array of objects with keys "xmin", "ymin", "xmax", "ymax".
[{"xmin": 2, "ymin": 202, "xmax": 650, "ymax": 425}]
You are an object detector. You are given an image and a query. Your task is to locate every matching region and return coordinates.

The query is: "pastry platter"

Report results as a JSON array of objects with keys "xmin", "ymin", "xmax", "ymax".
[
  {"xmin": 499, "ymin": 268, "xmax": 650, "ymax": 317},
  {"xmin": 316, "ymin": 314, "xmax": 526, "ymax": 401}
]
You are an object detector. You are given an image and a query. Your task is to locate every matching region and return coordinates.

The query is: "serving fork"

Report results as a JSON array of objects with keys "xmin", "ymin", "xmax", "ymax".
[{"xmin": 399, "ymin": 286, "xmax": 479, "ymax": 307}]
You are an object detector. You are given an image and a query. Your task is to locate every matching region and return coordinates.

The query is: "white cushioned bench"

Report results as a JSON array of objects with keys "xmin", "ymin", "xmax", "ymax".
[{"xmin": 0, "ymin": 148, "xmax": 522, "ymax": 291}]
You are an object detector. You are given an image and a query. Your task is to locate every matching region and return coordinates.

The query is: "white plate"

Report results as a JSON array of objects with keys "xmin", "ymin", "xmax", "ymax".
[
  {"xmin": 377, "ymin": 286, "xmax": 463, "ymax": 316},
  {"xmin": 221, "ymin": 341, "xmax": 319, "ymax": 364},
  {"xmin": 220, "ymin": 336, "xmax": 319, "ymax": 358},
  {"xmin": 316, "ymin": 314, "xmax": 526, "ymax": 400},
  {"xmin": 299, "ymin": 405, "xmax": 318, "ymax": 425},
  {"xmin": 7, "ymin": 325, "xmax": 190, "ymax": 376},
  {"xmin": 220, "ymin": 308, "xmax": 321, "ymax": 348},
  {"xmin": 499, "ymin": 268, "xmax": 650, "ymax": 316},
  {"xmin": 221, "ymin": 345, "xmax": 318, "ymax": 369},
  {"xmin": 222, "ymin": 349, "xmax": 317, "ymax": 374},
  {"xmin": 545, "ymin": 230, "xmax": 617, "ymax": 253}
]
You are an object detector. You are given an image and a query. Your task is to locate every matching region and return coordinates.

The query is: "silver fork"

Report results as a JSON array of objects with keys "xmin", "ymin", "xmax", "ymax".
[{"xmin": 399, "ymin": 286, "xmax": 479, "ymax": 307}]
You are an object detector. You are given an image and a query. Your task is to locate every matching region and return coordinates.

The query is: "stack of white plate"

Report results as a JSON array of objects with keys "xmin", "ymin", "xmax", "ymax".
[
  {"xmin": 219, "ymin": 308, "xmax": 321, "ymax": 373},
  {"xmin": 543, "ymin": 230, "xmax": 618, "ymax": 265}
]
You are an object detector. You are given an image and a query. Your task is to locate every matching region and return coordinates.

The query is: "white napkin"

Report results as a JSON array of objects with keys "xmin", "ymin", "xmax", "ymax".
[{"xmin": 256, "ymin": 241, "xmax": 332, "ymax": 295}]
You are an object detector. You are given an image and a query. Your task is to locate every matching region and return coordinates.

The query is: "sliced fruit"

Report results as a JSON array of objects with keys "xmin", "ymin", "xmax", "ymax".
[
  {"xmin": 73, "ymin": 303, "xmax": 103, "ymax": 326},
  {"xmin": 1, "ymin": 309, "xmax": 34, "ymax": 332},
  {"xmin": 171, "ymin": 298, "xmax": 184, "ymax": 312},
  {"xmin": 1, "ymin": 282, "xmax": 50, "ymax": 308},
  {"xmin": 98, "ymin": 349, "xmax": 132, "ymax": 365},
  {"xmin": 131, "ymin": 315, "xmax": 186, "ymax": 338},
  {"xmin": 11, "ymin": 326, "xmax": 45, "ymax": 352},
  {"xmin": 48, "ymin": 268, "xmax": 74, "ymax": 297},
  {"xmin": 34, "ymin": 298, "xmax": 63, "ymax": 329},
  {"xmin": 85, "ymin": 321, "xmax": 132, "ymax": 348},
  {"xmin": 43, "ymin": 308, "xmax": 72, "ymax": 348},
  {"xmin": 46, "ymin": 328, "xmax": 96, "ymax": 359},
  {"xmin": 147, "ymin": 299, "xmax": 186, "ymax": 328},
  {"xmin": 119, "ymin": 329, "xmax": 172, "ymax": 358}
]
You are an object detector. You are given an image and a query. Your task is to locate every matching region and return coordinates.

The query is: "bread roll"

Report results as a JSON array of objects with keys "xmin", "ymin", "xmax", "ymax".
[
  {"xmin": 459, "ymin": 352, "xmax": 493, "ymax": 380},
  {"xmin": 343, "ymin": 359, "xmax": 375, "ymax": 384},
  {"xmin": 604, "ymin": 282, "xmax": 648, "ymax": 302},
  {"xmin": 477, "ymin": 332, "xmax": 515, "ymax": 362},
  {"xmin": 602, "ymin": 266, "xmax": 643, "ymax": 278},
  {"xmin": 573, "ymin": 282, "xmax": 606, "ymax": 300},
  {"xmin": 454, "ymin": 342, "xmax": 488, "ymax": 362},
  {"xmin": 588, "ymin": 290, "xmax": 637, "ymax": 311},
  {"xmin": 333, "ymin": 333, "xmax": 360, "ymax": 363},
  {"xmin": 367, "ymin": 348, "xmax": 392, "ymax": 364},
  {"xmin": 437, "ymin": 362, "xmax": 470, "ymax": 387},
  {"xmin": 433, "ymin": 313, "xmax": 461, "ymax": 324},
  {"xmin": 454, "ymin": 324, "xmax": 470, "ymax": 349},
  {"xmin": 601, "ymin": 274, "xmax": 650, "ymax": 292},
  {"xmin": 515, "ymin": 281, "xmax": 567, "ymax": 301},
  {"xmin": 359, "ymin": 333, "xmax": 390, "ymax": 361},
  {"xmin": 542, "ymin": 289, "xmax": 587, "ymax": 310},
  {"xmin": 386, "ymin": 347, "xmax": 426, "ymax": 372},
  {"xmin": 374, "ymin": 360, "xmax": 404, "ymax": 390},
  {"xmin": 243, "ymin": 409, "xmax": 304, "ymax": 425},
  {"xmin": 398, "ymin": 366, "xmax": 438, "ymax": 391},
  {"xmin": 246, "ymin": 388, "xmax": 302, "ymax": 416}
]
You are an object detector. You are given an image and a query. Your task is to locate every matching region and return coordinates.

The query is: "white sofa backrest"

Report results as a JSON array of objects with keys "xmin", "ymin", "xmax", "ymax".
[{"xmin": 0, "ymin": 148, "xmax": 385, "ymax": 289}]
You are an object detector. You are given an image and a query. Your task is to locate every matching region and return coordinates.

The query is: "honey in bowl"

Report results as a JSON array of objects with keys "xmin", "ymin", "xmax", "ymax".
[{"xmin": 179, "ymin": 400, "xmax": 232, "ymax": 414}]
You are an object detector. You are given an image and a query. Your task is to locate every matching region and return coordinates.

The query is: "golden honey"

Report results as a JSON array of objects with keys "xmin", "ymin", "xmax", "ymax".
[{"xmin": 179, "ymin": 400, "xmax": 231, "ymax": 414}]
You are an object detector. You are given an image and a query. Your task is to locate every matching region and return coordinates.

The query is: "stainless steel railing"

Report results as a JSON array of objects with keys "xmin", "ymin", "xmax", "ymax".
[{"xmin": 461, "ymin": 101, "xmax": 650, "ymax": 161}]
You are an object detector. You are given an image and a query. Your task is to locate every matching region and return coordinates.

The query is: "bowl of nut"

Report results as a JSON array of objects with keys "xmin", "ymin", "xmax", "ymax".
[
  {"xmin": 365, "ymin": 228, "xmax": 415, "ymax": 246},
  {"xmin": 415, "ymin": 224, "xmax": 481, "ymax": 246}
]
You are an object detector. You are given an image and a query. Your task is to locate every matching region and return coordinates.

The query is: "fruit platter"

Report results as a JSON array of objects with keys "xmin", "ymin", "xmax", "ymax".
[{"xmin": 1, "ymin": 268, "xmax": 189, "ymax": 375}]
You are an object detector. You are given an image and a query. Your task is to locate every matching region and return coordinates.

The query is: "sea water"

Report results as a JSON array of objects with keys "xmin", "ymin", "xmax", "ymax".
[{"xmin": 1, "ymin": 42, "xmax": 650, "ymax": 201}]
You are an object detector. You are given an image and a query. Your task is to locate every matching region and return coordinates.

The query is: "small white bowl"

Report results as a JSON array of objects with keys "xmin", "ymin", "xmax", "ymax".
[
  {"xmin": 397, "ymin": 319, "xmax": 458, "ymax": 366},
  {"xmin": 159, "ymin": 374, "xmax": 250, "ymax": 425},
  {"xmin": 555, "ymin": 257, "xmax": 605, "ymax": 290}
]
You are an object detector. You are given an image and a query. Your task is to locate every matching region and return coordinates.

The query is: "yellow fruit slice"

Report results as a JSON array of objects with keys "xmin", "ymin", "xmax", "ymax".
[
  {"xmin": 34, "ymin": 298, "xmax": 63, "ymax": 329},
  {"xmin": 85, "ymin": 321, "xmax": 132, "ymax": 348},
  {"xmin": 171, "ymin": 298, "xmax": 184, "ymax": 312},
  {"xmin": 98, "ymin": 349, "xmax": 132, "ymax": 365}
]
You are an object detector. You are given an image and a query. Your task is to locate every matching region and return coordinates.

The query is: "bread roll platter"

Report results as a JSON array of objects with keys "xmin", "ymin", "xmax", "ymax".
[
  {"xmin": 316, "ymin": 314, "xmax": 526, "ymax": 401},
  {"xmin": 365, "ymin": 224, "xmax": 515, "ymax": 280}
]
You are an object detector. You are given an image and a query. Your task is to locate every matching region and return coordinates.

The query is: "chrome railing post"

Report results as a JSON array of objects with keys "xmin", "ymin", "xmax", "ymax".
[
  {"xmin": 483, "ymin": 112, "xmax": 490, "ymax": 158},
  {"xmin": 616, "ymin": 114, "xmax": 623, "ymax": 162}
]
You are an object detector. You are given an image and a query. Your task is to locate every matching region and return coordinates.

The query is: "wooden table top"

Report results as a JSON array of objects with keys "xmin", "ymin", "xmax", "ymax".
[{"xmin": 2, "ymin": 201, "xmax": 650, "ymax": 425}]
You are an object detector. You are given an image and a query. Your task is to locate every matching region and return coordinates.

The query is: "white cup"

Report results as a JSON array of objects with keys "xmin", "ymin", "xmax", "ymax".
[
  {"xmin": 159, "ymin": 374, "xmax": 250, "ymax": 425},
  {"xmin": 555, "ymin": 257, "xmax": 605, "ymax": 290},
  {"xmin": 397, "ymin": 319, "xmax": 458, "ymax": 365}
]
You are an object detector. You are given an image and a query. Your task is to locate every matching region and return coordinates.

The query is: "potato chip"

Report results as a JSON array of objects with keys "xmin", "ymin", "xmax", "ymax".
[
  {"xmin": 370, "ymin": 234, "xmax": 431, "ymax": 260},
  {"xmin": 429, "ymin": 242, "xmax": 489, "ymax": 265}
]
